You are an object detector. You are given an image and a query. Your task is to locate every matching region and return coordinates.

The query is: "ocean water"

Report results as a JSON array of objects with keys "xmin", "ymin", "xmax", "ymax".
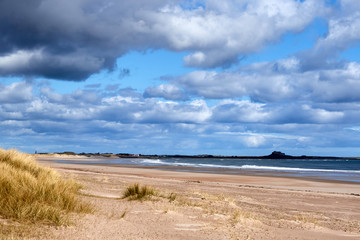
[{"xmin": 56, "ymin": 157, "xmax": 360, "ymax": 183}]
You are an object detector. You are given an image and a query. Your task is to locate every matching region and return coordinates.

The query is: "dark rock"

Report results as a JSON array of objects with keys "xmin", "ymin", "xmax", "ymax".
[{"xmin": 265, "ymin": 151, "xmax": 291, "ymax": 159}]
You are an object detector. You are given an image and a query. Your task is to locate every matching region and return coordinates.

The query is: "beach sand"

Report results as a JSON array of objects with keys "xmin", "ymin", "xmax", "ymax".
[{"xmin": 33, "ymin": 155, "xmax": 360, "ymax": 240}]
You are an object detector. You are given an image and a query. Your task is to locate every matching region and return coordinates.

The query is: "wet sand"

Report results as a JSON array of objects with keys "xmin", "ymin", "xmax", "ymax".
[{"xmin": 35, "ymin": 155, "xmax": 360, "ymax": 240}]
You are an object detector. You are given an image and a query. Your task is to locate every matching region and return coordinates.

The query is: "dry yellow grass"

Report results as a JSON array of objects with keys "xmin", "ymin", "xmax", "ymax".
[
  {"xmin": 122, "ymin": 183, "xmax": 177, "ymax": 203},
  {"xmin": 0, "ymin": 149, "xmax": 92, "ymax": 226},
  {"xmin": 122, "ymin": 183, "xmax": 156, "ymax": 201}
]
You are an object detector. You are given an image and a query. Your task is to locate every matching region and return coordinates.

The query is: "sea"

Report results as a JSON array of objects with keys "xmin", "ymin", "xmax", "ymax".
[{"xmin": 56, "ymin": 157, "xmax": 360, "ymax": 183}]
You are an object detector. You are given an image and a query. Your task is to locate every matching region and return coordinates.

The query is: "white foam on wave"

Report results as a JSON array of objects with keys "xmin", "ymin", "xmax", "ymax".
[
  {"xmin": 140, "ymin": 159, "xmax": 164, "ymax": 164},
  {"xmin": 137, "ymin": 159, "xmax": 360, "ymax": 174},
  {"xmin": 138, "ymin": 159, "xmax": 242, "ymax": 169},
  {"xmin": 240, "ymin": 165, "xmax": 360, "ymax": 173}
]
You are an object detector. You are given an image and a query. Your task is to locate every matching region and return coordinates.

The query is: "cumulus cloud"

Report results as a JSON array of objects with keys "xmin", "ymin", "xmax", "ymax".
[
  {"xmin": 143, "ymin": 84, "xmax": 188, "ymax": 100},
  {"xmin": 164, "ymin": 59, "xmax": 360, "ymax": 103},
  {"xmin": 269, "ymin": 103, "xmax": 345, "ymax": 124},
  {"xmin": 99, "ymin": 96, "xmax": 211, "ymax": 123},
  {"xmin": 0, "ymin": 49, "xmax": 105, "ymax": 80},
  {"xmin": 0, "ymin": 81, "xmax": 32, "ymax": 103},
  {"xmin": 173, "ymin": 69, "xmax": 299, "ymax": 102},
  {"xmin": 40, "ymin": 87, "xmax": 100, "ymax": 105},
  {"xmin": 138, "ymin": 99, "xmax": 212, "ymax": 123},
  {"xmin": 298, "ymin": 0, "xmax": 360, "ymax": 70},
  {"xmin": 1, "ymin": 79, "xmax": 355, "ymax": 127},
  {"xmin": 0, "ymin": 0, "xmax": 168, "ymax": 80},
  {"xmin": 148, "ymin": 0, "xmax": 323, "ymax": 68},
  {"xmin": 211, "ymin": 100, "xmax": 270, "ymax": 123},
  {"xmin": 0, "ymin": 0, "xmax": 324, "ymax": 80},
  {"xmin": 1, "ymin": 1, "xmax": 360, "ymax": 156},
  {"xmin": 1, "ymin": 78, "xmax": 349, "ymax": 129},
  {"xmin": 1, "ymin": 79, "xmax": 360, "ymax": 154}
]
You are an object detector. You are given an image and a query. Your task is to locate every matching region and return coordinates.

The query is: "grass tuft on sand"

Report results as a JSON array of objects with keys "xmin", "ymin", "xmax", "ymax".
[
  {"xmin": 0, "ymin": 148, "xmax": 92, "ymax": 226},
  {"xmin": 122, "ymin": 183, "xmax": 156, "ymax": 201},
  {"xmin": 122, "ymin": 183, "xmax": 178, "ymax": 203}
]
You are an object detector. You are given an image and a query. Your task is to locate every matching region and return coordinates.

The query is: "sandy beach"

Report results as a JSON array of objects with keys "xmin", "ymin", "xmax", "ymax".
[{"xmin": 33, "ymin": 155, "xmax": 360, "ymax": 240}]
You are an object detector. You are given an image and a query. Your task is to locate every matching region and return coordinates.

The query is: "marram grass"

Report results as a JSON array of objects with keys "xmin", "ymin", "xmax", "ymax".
[
  {"xmin": 122, "ymin": 183, "xmax": 156, "ymax": 201},
  {"xmin": 0, "ymin": 149, "xmax": 92, "ymax": 225},
  {"xmin": 122, "ymin": 183, "xmax": 177, "ymax": 202}
]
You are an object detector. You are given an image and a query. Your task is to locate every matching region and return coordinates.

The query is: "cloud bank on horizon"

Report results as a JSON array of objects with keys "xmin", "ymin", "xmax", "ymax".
[{"xmin": 0, "ymin": 0, "xmax": 360, "ymax": 156}]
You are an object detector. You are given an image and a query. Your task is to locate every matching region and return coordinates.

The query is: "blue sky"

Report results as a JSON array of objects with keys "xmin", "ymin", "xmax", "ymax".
[{"xmin": 1, "ymin": 0, "xmax": 360, "ymax": 156}]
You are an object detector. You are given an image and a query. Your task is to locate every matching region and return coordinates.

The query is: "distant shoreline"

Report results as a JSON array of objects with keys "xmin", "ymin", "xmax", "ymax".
[
  {"xmin": 35, "ymin": 150, "xmax": 360, "ymax": 160},
  {"xmin": 35, "ymin": 152, "xmax": 360, "ymax": 183}
]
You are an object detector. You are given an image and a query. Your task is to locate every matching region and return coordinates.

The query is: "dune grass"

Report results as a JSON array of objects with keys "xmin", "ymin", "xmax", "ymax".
[
  {"xmin": 122, "ymin": 183, "xmax": 177, "ymax": 203},
  {"xmin": 122, "ymin": 183, "xmax": 156, "ymax": 201},
  {"xmin": 0, "ymin": 148, "xmax": 92, "ymax": 226}
]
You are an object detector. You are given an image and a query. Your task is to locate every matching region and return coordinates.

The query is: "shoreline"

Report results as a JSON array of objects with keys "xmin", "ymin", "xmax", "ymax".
[
  {"xmin": 36, "ymin": 155, "xmax": 360, "ymax": 195},
  {"xmin": 54, "ymin": 162, "xmax": 360, "ymax": 185},
  {"xmin": 37, "ymin": 151, "xmax": 360, "ymax": 160}
]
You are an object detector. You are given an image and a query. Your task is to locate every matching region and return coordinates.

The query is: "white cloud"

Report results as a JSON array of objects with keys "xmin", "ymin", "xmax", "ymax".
[
  {"xmin": 0, "ymin": 75, "xmax": 359, "ymax": 155},
  {"xmin": 41, "ymin": 87, "xmax": 100, "ymax": 105},
  {"xmin": 1, "ymin": 1, "xmax": 360, "ymax": 156},
  {"xmin": 347, "ymin": 126, "xmax": 360, "ymax": 131},
  {"xmin": 143, "ymin": 84, "xmax": 188, "ymax": 100},
  {"xmin": 3, "ymin": 79, "xmax": 344, "ymax": 129},
  {"xmin": 212, "ymin": 100, "xmax": 270, "ymax": 123},
  {"xmin": 298, "ymin": 0, "xmax": 360, "ymax": 70},
  {"xmin": 0, "ymin": 49, "xmax": 43, "ymax": 71},
  {"xmin": 136, "ymin": 99, "xmax": 212, "ymax": 123},
  {"xmin": 164, "ymin": 59, "xmax": 360, "ymax": 103},
  {"xmin": 0, "ymin": 0, "xmax": 325, "ymax": 80},
  {"xmin": 145, "ymin": 0, "xmax": 323, "ymax": 68},
  {"xmin": 301, "ymin": 105, "xmax": 344, "ymax": 123},
  {"xmin": 0, "ymin": 81, "xmax": 32, "ymax": 103},
  {"xmin": 242, "ymin": 135, "xmax": 266, "ymax": 147}
]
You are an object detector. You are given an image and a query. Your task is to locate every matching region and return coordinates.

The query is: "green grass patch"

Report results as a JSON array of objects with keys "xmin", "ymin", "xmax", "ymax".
[{"xmin": 0, "ymin": 148, "xmax": 93, "ymax": 226}]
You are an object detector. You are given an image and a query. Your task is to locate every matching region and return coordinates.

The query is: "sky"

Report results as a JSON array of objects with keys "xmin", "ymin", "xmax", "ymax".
[{"xmin": 1, "ymin": 0, "xmax": 360, "ymax": 156}]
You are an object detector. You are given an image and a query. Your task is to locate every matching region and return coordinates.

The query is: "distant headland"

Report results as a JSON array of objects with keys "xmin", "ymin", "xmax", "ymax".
[{"xmin": 37, "ymin": 151, "xmax": 360, "ymax": 160}]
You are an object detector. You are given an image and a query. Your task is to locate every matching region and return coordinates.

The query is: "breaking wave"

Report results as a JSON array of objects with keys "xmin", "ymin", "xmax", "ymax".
[{"xmin": 138, "ymin": 159, "xmax": 360, "ymax": 173}]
